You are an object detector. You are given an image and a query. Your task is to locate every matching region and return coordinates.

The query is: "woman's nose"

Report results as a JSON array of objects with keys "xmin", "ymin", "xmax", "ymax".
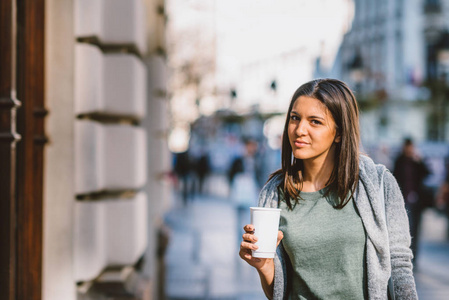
[{"xmin": 296, "ymin": 120, "xmax": 307, "ymax": 136}]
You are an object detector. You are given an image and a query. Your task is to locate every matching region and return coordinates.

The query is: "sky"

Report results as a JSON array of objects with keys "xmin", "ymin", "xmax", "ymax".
[
  {"xmin": 166, "ymin": 0, "xmax": 354, "ymax": 151},
  {"xmin": 167, "ymin": 0, "xmax": 353, "ymax": 99},
  {"xmin": 214, "ymin": 0, "xmax": 353, "ymax": 64}
]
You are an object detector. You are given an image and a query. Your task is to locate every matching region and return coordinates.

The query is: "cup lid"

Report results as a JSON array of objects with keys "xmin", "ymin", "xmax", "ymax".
[{"xmin": 249, "ymin": 207, "xmax": 281, "ymax": 211}]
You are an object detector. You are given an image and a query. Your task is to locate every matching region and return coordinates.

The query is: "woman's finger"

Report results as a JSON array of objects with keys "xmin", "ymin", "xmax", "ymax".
[
  {"xmin": 241, "ymin": 241, "xmax": 258, "ymax": 250},
  {"xmin": 239, "ymin": 246, "xmax": 252, "ymax": 259},
  {"xmin": 242, "ymin": 233, "xmax": 258, "ymax": 242},
  {"xmin": 239, "ymin": 246, "xmax": 261, "ymax": 262},
  {"xmin": 276, "ymin": 230, "xmax": 284, "ymax": 247},
  {"xmin": 243, "ymin": 253, "xmax": 252, "ymax": 260},
  {"xmin": 243, "ymin": 224, "xmax": 254, "ymax": 233}
]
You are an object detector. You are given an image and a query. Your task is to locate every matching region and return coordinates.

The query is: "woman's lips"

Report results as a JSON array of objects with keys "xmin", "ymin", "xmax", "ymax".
[{"xmin": 294, "ymin": 141, "xmax": 309, "ymax": 147}]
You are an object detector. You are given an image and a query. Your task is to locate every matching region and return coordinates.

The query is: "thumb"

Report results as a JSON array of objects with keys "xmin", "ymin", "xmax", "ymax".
[{"xmin": 276, "ymin": 230, "xmax": 284, "ymax": 247}]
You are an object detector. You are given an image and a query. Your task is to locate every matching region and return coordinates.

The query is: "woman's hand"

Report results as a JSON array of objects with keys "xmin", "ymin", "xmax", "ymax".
[
  {"xmin": 239, "ymin": 224, "xmax": 284, "ymax": 299},
  {"xmin": 238, "ymin": 224, "xmax": 284, "ymax": 271}
]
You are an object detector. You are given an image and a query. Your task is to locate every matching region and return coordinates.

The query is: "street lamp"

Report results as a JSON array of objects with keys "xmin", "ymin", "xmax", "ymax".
[{"xmin": 270, "ymin": 80, "xmax": 277, "ymax": 92}]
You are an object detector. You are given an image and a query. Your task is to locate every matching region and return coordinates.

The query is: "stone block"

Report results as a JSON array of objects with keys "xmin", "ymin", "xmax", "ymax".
[
  {"xmin": 75, "ymin": 121, "xmax": 147, "ymax": 194},
  {"xmin": 74, "ymin": 201, "xmax": 106, "ymax": 282},
  {"xmin": 75, "ymin": 44, "xmax": 104, "ymax": 115},
  {"xmin": 105, "ymin": 192, "xmax": 148, "ymax": 265},
  {"xmin": 103, "ymin": 54, "xmax": 147, "ymax": 118},
  {"xmin": 75, "ymin": 120, "xmax": 104, "ymax": 194},
  {"xmin": 103, "ymin": 124, "xmax": 147, "ymax": 190},
  {"xmin": 75, "ymin": 0, "xmax": 147, "ymax": 54}
]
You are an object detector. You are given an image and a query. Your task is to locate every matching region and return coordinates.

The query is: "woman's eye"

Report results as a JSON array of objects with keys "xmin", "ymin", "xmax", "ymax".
[
  {"xmin": 290, "ymin": 115, "xmax": 299, "ymax": 121},
  {"xmin": 311, "ymin": 120, "xmax": 322, "ymax": 125}
]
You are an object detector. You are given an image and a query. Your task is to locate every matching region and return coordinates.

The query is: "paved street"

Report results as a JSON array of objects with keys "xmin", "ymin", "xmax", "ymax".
[
  {"xmin": 164, "ymin": 175, "xmax": 449, "ymax": 300},
  {"xmin": 414, "ymin": 209, "xmax": 449, "ymax": 300}
]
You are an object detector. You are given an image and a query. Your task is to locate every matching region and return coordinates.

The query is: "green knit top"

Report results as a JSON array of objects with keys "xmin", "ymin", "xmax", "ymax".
[{"xmin": 279, "ymin": 188, "xmax": 367, "ymax": 300}]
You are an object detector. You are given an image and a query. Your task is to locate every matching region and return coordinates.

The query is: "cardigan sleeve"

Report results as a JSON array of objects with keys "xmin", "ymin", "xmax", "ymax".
[
  {"xmin": 257, "ymin": 174, "xmax": 289, "ymax": 299},
  {"xmin": 383, "ymin": 170, "xmax": 418, "ymax": 300},
  {"xmin": 273, "ymin": 242, "xmax": 292, "ymax": 300}
]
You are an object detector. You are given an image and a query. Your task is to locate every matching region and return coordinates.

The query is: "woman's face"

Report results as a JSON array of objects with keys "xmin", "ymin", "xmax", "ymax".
[{"xmin": 287, "ymin": 96, "xmax": 340, "ymax": 162}]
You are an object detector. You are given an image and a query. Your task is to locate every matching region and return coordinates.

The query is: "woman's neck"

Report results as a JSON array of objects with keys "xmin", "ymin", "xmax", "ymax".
[{"xmin": 301, "ymin": 149, "xmax": 336, "ymax": 192}]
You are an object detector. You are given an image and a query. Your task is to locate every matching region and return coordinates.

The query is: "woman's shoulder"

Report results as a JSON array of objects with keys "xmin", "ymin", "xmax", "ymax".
[
  {"xmin": 265, "ymin": 171, "xmax": 284, "ymax": 190},
  {"xmin": 258, "ymin": 171, "xmax": 283, "ymax": 208},
  {"xmin": 359, "ymin": 154, "xmax": 390, "ymax": 185}
]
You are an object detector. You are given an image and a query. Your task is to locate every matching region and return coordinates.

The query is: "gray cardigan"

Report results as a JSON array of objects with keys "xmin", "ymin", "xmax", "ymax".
[{"xmin": 258, "ymin": 155, "xmax": 417, "ymax": 300}]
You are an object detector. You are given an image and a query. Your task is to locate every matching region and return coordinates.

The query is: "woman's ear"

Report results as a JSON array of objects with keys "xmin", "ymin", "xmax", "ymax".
[{"xmin": 334, "ymin": 134, "xmax": 341, "ymax": 143}]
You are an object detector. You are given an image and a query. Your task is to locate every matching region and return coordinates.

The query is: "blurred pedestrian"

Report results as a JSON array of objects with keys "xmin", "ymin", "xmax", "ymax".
[
  {"xmin": 393, "ymin": 138, "xmax": 430, "ymax": 266},
  {"xmin": 239, "ymin": 79, "xmax": 417, "ymax": 299},
  {"xmin": 174, "ymin": 151, "xmax": 193, "ymax": 206},
  {"xmin": 228, "ymin": 139, "xmax": 260, "ymax": 188},
  {"xmin": 194, "ymin": 152, "xmax": 211, "ymax": 195}
]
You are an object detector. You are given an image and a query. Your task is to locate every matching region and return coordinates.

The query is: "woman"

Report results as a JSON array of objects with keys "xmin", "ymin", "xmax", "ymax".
[{"xmin": 239, "ymin": 79, "xmax": 417, "ymax": 299}]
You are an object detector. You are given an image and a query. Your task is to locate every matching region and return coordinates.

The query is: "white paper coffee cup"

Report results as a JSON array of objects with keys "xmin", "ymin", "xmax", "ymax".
[{"xmin": 250, "ymin": 207, "xmax": 281, "ymax": 258}]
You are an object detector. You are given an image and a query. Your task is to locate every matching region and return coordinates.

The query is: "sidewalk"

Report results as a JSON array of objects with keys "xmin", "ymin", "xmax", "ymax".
[
  {"xmin": 164, "ymin": 197, "xmax": 265, "ymax": 299},
  {"xmin": 164, "ymin": 175, "xmax": 449, "ymax": 299},
  {"xmin": 414, "ymin": 209, "xmax": 449, "ymax": 300}
]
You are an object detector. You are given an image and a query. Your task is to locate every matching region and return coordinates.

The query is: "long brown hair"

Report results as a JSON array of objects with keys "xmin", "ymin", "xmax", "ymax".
[{"xmin": 270, "ymin": 78, "xmax": 360, "ymax": 209}]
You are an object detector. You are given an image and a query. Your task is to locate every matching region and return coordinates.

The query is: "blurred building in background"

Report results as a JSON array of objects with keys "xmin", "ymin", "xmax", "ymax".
[
  {"xmin": 212, "ymin": 0, "xmax": 354, "ymax": 116},
  {"xmin": 166, "ymin": 0, "xmax": 354, "ymax": 155},
  {"xmin": 319, "ymin": 0, "xmax": 449, "ymax": 149},
  {"xmin": 0, "ymin": 0, "xmax": 171, "ymax": 299}
]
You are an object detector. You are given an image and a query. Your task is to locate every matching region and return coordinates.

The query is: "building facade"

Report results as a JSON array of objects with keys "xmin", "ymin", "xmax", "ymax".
[
  {"xmin": 329, "ymin": 0, "xmax": 449, "ymax": 147},
  {"xmin": 0, "ymin": 0, "xmax": 171, "ymax": 299}
]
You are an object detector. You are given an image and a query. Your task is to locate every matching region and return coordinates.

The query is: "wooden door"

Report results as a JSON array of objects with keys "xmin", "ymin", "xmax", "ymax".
[
  {"xmin": 0, "ymin": 0, "xmax": 46, "ymax": 299},
  {"xmin": 0, "ymin": 1, "xmax": 20, "ymax": 299}
]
